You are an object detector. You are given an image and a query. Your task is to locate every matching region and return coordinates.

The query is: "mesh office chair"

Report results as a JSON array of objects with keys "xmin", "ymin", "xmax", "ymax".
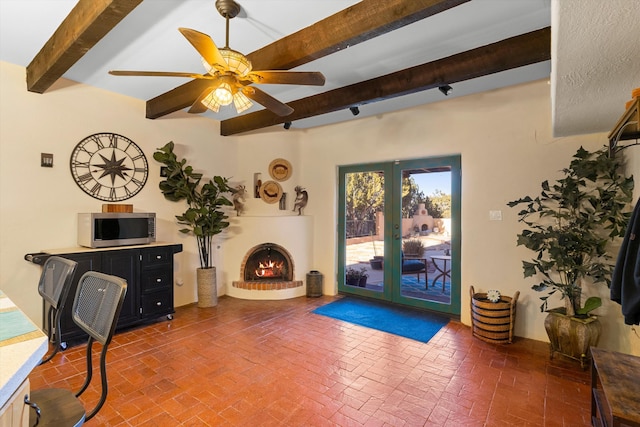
[
  {"xmin": 38, "ymin": 256, "xmax": 78, "ymax": 364},
  {"xmin": 25, "ymin": 271, "xmax": 127, "ymax": 426}
]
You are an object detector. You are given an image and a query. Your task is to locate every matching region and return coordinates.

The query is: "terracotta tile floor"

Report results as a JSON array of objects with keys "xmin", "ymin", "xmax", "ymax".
[{"xmin": 28, "ymin": 295, "xmax": 592, "ymax": 426}]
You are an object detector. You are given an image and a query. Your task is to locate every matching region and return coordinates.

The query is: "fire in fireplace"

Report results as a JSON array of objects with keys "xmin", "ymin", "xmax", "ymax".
[{"xmin": 242, "ymin": 243, "xmax": 294, "ymax": 282}]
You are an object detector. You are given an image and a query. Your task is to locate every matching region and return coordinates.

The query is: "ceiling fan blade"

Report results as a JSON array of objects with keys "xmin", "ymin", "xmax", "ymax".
[
  {"xmin": 109, "ymin": 70, "xmax": 211, "ymax": 78},
  {"xmin": 178, "ymin": 27, "xmax": 228, "ymax": 71},
  {"xmin": 245, "ymin": 71, "xmax": 326, "ymax": 86},
  {"xmin": 242, "ymin": 87, "xmax": 294, "ymax": 117}
]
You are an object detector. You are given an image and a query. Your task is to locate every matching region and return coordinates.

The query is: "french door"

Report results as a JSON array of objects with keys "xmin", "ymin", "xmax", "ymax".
[{"xmin": 337, "ymin": 156, "xmax": 461, "ymax": 315}]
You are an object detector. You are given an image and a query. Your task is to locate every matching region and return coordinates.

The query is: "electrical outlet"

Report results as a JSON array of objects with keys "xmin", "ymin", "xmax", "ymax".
[
  {"xmin": 41, "ymin": 153, "xmax": 53, "ymax": 167},
  {"xmin": 489, "ymin": 210, "xmax": 502, "ymax": 221}
]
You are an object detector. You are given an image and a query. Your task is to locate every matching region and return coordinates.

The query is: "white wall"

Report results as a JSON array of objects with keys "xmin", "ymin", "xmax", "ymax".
[
  {"xmin": 2, "ymin": 61, "xmax": 639, "ymax": 355},
  {"xmin": 298, "ymin": 79, "xmax": 640, "ymax": 354},
  {"xmin": 0, "ymin": 61, "xmax": 238, "ymax": 323}
]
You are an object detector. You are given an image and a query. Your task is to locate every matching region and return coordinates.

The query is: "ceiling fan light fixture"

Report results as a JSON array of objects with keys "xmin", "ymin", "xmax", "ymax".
[
  {"xmin": 200, "ymin": 91, "xmax": 223, "ymax": 112},
  {"xmin": 220, "ymin": 48, "xmax": 252, "ymax": 76},
  {"xmin": 201, "ymin": 82, "xmax": 235, "ymax": 111},
  {"xmin": 213, "ymin": 82, "xmax": 234, "ymax": 105},
  {"xmin": 233, "ymin": 91, "xmax": 253, "ymax": 113}
]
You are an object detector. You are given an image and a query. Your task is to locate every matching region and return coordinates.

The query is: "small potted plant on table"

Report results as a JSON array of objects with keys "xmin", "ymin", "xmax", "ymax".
[{"xmin": 346, "ymin": 267, "xmax": 368, "ymax": 287}]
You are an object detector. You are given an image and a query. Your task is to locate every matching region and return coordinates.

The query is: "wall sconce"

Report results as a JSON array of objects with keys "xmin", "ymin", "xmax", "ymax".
[
  {"xmin": 283, "ymin": 122, "xmax": 292, "ymax": 130},
  {"xmin": 349, "ymin": 106, "xmax": 360, "ymax": 116},
  {"xmin": 438, "ymin": 85, "xmax": 453, "ymax": 96}
]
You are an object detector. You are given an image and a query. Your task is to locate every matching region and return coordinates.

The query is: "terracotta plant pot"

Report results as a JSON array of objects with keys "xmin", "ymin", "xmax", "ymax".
[{"xmin": 544, "ymin": 308, "xmax": 601, "ymax": 368}]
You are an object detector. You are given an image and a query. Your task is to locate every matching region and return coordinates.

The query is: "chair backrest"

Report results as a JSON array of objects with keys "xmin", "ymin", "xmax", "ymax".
[
  {"xmin": 38, "ymin": 256, "xmax": 78, "ymax": 309},
  {"xmin": 72, "ymin": 271, "xmax": 127, "ymax": 346}
]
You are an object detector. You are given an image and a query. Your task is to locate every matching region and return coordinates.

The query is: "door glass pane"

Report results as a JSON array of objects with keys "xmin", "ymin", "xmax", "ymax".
[
  {"xmin": 399, "ymin": 168, "xmax": 452, "ymax": 305},
  {"xmin": 344, "ymin": 170, "xmax": 384, "ymax": 293}
]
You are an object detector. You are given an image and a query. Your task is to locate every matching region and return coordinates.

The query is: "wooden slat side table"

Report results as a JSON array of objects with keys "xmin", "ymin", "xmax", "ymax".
[{"xmin": 590, "ymin": 347, "xmax": 640, "ymax": 427}]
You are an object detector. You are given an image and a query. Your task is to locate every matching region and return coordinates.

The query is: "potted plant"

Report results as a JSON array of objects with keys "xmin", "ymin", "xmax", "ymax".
[
  {"xmin": 154, "ymin": 141, "xmax": 234, "ymax": 307},
  {"xmin": 508, "ymin": 146, "xmax": 634, "ymax": 366},
  {"xmin": 346, "ymin": 266, "xmax": 368, "ymax": 287},
  {"xmin": 402, "ymin": 239, "xmax": 425, "ymax": 258}
]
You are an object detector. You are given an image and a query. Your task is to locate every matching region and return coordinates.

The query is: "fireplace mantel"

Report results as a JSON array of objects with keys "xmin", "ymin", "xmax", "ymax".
[{"xmin": 222, "ymin": 215, "xmax": 313, "ymax": 300}]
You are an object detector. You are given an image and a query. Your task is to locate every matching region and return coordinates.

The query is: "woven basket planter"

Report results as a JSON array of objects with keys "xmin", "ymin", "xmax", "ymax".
[
  {"xmin": 470, "ymin": 286, "xmax": 519, "ymax": 344},
  {"xmin": 197, "ymin": 267, "xmax": 218, "ymax": 308}
]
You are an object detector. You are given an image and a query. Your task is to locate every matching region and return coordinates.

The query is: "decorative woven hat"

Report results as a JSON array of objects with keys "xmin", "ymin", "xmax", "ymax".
[
  {"xmin": 268, "ymin": 158, "xmax": 292, "ymax": 182},
  {"xmin": 259, "ymin": 180, "xmax": 282, "ymax": 204}
]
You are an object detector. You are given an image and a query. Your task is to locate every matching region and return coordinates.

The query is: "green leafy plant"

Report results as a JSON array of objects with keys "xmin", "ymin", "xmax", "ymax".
[
  {"xmin": 345, "ymin": 266, "xmax": 368, "ymax": 285},
  {"xmin": 153, "ymin": 141, "xmax": 234, "ymax": 269},
  {"xmin": 402, "ymin": 239, "xmax": 425, "ymax": 257},
  {"xmin": 507, "ymin": 146, "xmax": 634, "ymax": 316}
]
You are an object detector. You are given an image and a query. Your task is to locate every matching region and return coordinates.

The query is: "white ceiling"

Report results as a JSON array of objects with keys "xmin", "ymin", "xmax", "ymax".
[{"xmin": 0, "ymin": 0, "xmax": 638, "ymax": 135}]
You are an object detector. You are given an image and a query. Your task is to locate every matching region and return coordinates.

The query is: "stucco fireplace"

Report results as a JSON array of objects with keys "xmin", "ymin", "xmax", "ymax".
[{"xmin": 223, "ymin": 215, "xmax": 313, "ymax": 300}]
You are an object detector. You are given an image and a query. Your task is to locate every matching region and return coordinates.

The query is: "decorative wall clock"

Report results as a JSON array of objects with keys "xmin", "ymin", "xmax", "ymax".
[{"xmin": 70, "ymin": 132, "xmax": 148, "ymax": 201}]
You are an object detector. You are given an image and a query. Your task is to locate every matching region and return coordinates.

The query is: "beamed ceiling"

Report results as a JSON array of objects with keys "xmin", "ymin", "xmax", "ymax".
[{"xmin": 1, "ymin": 0, "xmax": 638, "ymax": 137}]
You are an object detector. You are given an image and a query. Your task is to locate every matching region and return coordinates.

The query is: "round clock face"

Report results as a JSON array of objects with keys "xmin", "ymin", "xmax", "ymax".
[{"xmin": 70, "ymin": 133, "xmax": 148, "ymax": 202}]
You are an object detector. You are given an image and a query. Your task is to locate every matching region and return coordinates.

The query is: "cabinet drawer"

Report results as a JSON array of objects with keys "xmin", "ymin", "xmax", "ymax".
[
  {"xmin": 141, "ymin": 292, "xmax": 173, "ymax": 317},
  {"xmin": 141, "ymin": 247, "xmax": 172, "ymax": 267},
  {"xmin": 141, "ymin": 269, "xmax": 172, "ymax": 292}
]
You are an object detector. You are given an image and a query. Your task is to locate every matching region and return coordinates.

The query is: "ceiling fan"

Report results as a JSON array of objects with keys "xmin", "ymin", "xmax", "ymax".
[{"xmin": 109, "ymin": 0, "xmax": 325, "ymax": 117}]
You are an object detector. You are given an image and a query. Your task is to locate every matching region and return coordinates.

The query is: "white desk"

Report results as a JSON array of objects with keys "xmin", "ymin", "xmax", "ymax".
[{"xmin": 0, "ymin": 291, "xmax": 47, "ymax": 410}]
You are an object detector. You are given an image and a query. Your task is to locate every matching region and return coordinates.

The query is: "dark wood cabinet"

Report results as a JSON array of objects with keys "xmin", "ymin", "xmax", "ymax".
[
  {"xmin": 139, "ymin": 245, "xmax": 174, "ymax": 319},
  {"xmin": 37, "ymin": 244, "xmax": 182, "ymax": 346},
  {"xmin": 591, "ymin": 347, "xmax": 640, "ymax": 427},
  {"xmin": 101, "ymin": 248, "xmax": 140, "ymax": 328}
]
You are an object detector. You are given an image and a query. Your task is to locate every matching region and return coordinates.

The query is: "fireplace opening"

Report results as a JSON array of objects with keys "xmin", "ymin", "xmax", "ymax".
[{"xmin": 242, "ymin": 243, "xmax": 294, "ymax": 282}]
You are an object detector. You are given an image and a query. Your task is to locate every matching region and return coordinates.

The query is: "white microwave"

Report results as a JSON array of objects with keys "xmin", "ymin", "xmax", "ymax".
[{"xmin": 77, "ymin": 212, "xmax": 156, "ymax": 248}]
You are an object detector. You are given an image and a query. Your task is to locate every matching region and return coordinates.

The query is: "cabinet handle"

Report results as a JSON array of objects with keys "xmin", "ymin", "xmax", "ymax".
[
  {"xmin": 156, "ymin": 302, "xmax": 162, "ymax": 306},
  {"xmin": 24, "ymin": 395, "xmax": 41, "ymax": 423},
  {"xmin": 156, "ymin": 278, "xmax": 162, "ymax": 283},
  {"xmin": 156, "ymin": 255, "xmax": 162, "ymax": 260}
]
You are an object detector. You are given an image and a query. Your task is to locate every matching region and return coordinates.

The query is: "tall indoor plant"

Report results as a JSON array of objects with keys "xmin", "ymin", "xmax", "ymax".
[
  {"xmin": 508, "ymin": 146, "xmax": 633, "ymax": 365},
  {"xmin": 154, "ymin": 141, "xmax": 234, "ymax": 307}
]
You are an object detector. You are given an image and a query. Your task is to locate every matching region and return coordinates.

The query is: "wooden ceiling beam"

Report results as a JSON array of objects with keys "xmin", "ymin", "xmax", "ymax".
[
  {"xmin": 26, "ymin": 0, "xmax": 143, "ymax": 94},
  {"xmin": 220, "ymin": 27, "xmax": 551, "ymax": 136},
  {"xmin": 145, "ymin": 0, "xmax": 469, "ymax": 119}
]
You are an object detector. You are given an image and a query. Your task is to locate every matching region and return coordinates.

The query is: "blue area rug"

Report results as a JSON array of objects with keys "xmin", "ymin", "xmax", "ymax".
[{"xmin": 313, "ymin": 297, "xmax": 449, "ymax": 343}]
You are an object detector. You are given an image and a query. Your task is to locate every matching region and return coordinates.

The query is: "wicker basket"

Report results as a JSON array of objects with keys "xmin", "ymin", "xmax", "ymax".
[{"xmin": 470, "ymin": 286, "xmax": 519, "ymax": 344}]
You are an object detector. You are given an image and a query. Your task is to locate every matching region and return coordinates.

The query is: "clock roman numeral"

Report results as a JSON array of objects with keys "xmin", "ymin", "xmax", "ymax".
[
  {"xmin": 89, "ymin": 182, "xmax": 102, "ymax": 195},
  {"xmin": 90, "ymin": 135, "xmax": 105, "ymax": 149},
  {"xmin": 77, "ymin": 172, "xmax": 93, "ymax": 183},
  {"xmin": 72, "ymin": 160, "xmax": 90, "ymax": 169},
  {"xmin": 110, "ymin": 187, "xmax": 117, "ymax": 200},
  {"xmin": 108, "ymin": 133, "xmax": 118, "ymax": 148}
]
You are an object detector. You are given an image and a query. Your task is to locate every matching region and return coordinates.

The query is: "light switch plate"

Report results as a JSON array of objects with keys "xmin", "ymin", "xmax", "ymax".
[
  {"xmin": 41, "ymin": 153, "xmax": 53, "ymax": 167},
  {"xmin": 489, "ymin": 210, "xmax": 502, "ymax": 221}
]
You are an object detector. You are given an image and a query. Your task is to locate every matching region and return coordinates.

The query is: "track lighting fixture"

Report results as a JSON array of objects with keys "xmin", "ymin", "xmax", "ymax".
[
  {"xmin": 349, "ymin": 106, "xmax": 360, "ymax": 116},
  {"xmin": 283, "ymin": 122, "xmax": 292, "ymax": 130},
  {"xmin": 438, "ymin": 85, "xmax": 453, "ymax": 96}
]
